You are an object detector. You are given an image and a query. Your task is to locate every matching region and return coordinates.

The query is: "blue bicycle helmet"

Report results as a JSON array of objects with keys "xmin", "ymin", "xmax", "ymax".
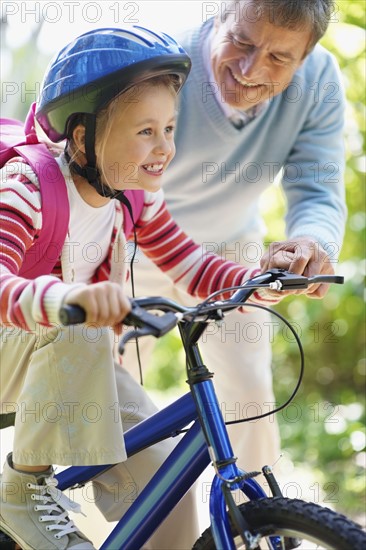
[{"xmin": 36, "ymin": 26, "xmax": 191, "ymax": 142}]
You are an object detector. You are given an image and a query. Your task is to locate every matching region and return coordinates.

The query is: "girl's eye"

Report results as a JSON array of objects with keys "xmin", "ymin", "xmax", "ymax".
[
  {"xmin": 138, "ymin": 128, "xmax": 152, "ymax": 135},
  {"xmin": 138, "ymin": 125, "xmax": 175, "ymax": 136}
]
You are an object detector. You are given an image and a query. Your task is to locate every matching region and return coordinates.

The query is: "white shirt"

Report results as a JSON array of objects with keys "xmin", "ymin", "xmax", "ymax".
[{"xmin": 57, "ymin": 156, "xmax": 115, "ymax": 283}]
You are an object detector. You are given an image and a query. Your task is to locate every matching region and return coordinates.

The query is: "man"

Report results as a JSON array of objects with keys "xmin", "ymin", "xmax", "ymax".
[{"xmin": 125, "ymin": 0, "xmax": 346, "ymax": 478}]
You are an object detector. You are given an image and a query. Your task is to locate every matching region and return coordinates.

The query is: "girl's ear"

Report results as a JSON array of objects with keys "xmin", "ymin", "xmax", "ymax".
[{"xmin": 72, "ymin": 124, "xmax": 86, "ymax": 154}]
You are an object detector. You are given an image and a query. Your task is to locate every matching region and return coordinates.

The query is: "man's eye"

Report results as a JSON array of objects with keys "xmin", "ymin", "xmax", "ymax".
[
  {"xmin": 271, "ymin": 54, "xmax": 287, "ymax": 64},
  {"xmin": 232, "ymin": 36, "xmax": 252, "ymax": 49},
  {"xmin": 165, "ymin": 125, "xmax": 175, "ymax": 133},
  {"xmin": 139, "ymin": 128, "xmax": 152, "ymax": 135}
]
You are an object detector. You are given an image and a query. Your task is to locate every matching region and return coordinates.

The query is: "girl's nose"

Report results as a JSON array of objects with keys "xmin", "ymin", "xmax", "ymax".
[{"xmin": 154, "ymin": 136, "xmax": 173, "ymax": 156}]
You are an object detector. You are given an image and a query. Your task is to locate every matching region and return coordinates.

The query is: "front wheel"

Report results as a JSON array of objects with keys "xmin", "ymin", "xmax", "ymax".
[{"xmin": 193, "ymin": 497, "xmax": 366, "ymax": 549}]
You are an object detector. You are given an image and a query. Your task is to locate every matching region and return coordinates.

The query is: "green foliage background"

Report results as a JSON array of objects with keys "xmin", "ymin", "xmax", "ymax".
[
  {"xmin": 1, "ymin": 0, "xmax": 365, "ymax": 521},
  {"xmin": 145, "ymin": 1, "xmax": 366, "ymax": 519}
]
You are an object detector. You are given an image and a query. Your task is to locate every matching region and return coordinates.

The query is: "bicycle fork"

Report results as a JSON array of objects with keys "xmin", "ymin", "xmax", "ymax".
[
  {"xmin": 190, "ymin": 375, "xmax": 267, "ymax": 549},
  {"xmin": 182, "ymin": 321, "xmax": 282, "ymax": 549}
]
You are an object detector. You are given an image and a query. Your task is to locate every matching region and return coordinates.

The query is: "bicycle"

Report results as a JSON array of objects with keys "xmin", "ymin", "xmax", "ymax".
[{"xmin": 0, "ymin": 269, "xmax": 365, "ymax": 549}]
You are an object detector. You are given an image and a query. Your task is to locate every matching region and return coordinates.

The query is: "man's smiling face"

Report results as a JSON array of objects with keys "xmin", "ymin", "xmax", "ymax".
[{"xmin": 210, "ymin": 1, "xmax": 312, "ymax": 110}]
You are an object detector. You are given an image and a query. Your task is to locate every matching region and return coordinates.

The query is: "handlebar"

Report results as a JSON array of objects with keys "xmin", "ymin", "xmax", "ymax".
[{"xmin": 59, "ymin": 270, "xmax": 344, "ymax": 352}]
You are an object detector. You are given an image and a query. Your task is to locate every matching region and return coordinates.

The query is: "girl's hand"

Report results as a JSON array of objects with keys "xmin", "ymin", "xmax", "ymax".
[{"xmin": 63, "ymin": 282, "xmax": 131, "ymax": 327}]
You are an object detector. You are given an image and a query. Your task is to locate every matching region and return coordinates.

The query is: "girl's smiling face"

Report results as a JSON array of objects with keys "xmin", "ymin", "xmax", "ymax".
[{"xmin": 98, "ymin": 83, "xmax": 177, "ymax": 194}]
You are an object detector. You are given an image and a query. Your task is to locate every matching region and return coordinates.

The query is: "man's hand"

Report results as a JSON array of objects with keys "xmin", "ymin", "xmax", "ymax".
[{"xmin": 260, "ymin": 236, "xmax": 335, "ymax": 298}]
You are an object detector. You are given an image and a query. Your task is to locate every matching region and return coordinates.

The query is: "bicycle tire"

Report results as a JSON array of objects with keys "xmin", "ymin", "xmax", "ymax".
[{"xmin": 193, "ymin": 497, "xmax": 366, "ymax": 549}]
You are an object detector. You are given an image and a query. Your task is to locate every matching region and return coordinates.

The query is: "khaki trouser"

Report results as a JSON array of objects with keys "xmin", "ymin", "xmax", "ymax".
[{"xmin": 0, "ymin": 325, "xmax": 199, "ymax": 548}]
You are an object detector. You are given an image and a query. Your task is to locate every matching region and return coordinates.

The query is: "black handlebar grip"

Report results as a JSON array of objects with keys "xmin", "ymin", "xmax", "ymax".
[{"xmin": 59, "ymin": 305, "xmax": 86, "ymax": 325}]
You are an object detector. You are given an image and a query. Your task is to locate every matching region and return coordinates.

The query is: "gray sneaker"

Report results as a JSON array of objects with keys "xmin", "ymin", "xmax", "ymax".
[{"xmin": 0, "ymin": 454, "xmax": 96, "ymax": 550}]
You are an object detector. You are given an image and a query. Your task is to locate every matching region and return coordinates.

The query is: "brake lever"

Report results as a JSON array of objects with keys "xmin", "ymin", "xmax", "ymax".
[
  {"xmin": 125, "ymin": 302, "xmax": 180, "ymax": 334},
  {"xmin": 118, "ymin": 326, "xmax": 155, "ymax": 355},
  {"xmin": 267, "ymin": 269, "xmax": 309, "ymax": 290},
  {"xmin": 118, "ymin": 302, "xmax": 181, "ymax": 355},
  {"xmin": 266, "ymin": 269, "xmax": 344, "ymax": 291},
  {"xmin": 308, "ymin": 275, "xmax": 344, "ymax": 285}
]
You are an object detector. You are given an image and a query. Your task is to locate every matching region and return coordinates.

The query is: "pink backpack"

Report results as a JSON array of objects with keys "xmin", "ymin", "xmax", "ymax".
[{"xmin": 0, "ymin": 103, "xmax": 144, "ymax": 278}]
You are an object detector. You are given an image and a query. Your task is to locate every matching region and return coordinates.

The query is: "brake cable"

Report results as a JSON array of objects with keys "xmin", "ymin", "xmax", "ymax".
[{"xmin": 177, "ymin": 284, "xmax": 305, "ymax": 429}]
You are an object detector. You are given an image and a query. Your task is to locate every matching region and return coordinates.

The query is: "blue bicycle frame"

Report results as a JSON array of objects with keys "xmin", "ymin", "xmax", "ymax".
[
  {"xmin": 55, "ymin": 283, "xmax": 289, "ymax": 550},
  {"xmin": 56, "ymin": 382, "xmax": 268, "ymax": 549}
]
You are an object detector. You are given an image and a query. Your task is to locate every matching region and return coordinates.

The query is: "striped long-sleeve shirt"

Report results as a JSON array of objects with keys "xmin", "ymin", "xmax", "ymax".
[{"xmin": 0, "ymin": 158, "xmax": 279, "ymax": 332}]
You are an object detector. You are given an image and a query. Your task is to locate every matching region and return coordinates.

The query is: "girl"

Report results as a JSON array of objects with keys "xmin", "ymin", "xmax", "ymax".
[{"xmin": 0, "ymin": 27, "xmax": 280, "ymax": 549}]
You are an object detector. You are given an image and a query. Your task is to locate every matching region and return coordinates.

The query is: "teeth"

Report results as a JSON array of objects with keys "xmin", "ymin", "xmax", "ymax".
[
  {"xmin": 144, "ymin": 164, "xmax": 163, "ymax": 172},
  {"xmin": 231, "ymin": 72, "xmax": 259, "ymax": 87}
]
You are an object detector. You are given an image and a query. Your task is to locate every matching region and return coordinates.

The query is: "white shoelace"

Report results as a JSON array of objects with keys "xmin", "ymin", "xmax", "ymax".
[{"xmin": 27, "ymin": 476, "xmax": 85, "ymax": 540}]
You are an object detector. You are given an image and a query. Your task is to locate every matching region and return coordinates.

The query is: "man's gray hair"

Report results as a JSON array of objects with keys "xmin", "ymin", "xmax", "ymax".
[{"xmin": 224, "ymin": 1, "xmax": 335, "ymax": 56}]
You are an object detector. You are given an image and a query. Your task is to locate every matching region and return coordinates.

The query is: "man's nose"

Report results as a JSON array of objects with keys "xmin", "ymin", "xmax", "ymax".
[{"xmin": 239, "ymin": 50, "xmax": 263, "ymax": 79}]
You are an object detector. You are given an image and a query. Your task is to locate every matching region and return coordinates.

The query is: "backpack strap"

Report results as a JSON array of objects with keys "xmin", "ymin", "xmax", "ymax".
[{"xmin": 16, "ymin": 144, "xmax": 69, "ymax": 278}]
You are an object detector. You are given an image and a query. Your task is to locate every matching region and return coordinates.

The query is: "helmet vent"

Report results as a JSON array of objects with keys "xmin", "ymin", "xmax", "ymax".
[{"xmin": 112, "ymin": 29, "xmax": 153, "ymax": 47}]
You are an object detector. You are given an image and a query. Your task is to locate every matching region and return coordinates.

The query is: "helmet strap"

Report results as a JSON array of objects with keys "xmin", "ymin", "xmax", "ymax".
[{"xmin": 65, "ymin": 114, "xmax": 126, "ymax": 201}]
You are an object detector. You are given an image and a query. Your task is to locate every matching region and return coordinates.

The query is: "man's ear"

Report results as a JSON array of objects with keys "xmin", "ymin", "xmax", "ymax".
[{"xmin": 72, "ymin": 124, "xmax": 86, "ymax": 154}]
